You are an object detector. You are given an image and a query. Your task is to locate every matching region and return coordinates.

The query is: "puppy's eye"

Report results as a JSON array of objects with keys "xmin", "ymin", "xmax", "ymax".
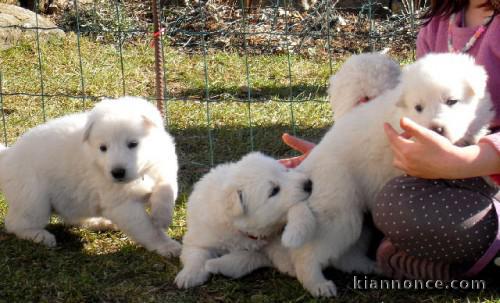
[
  {"xmin": 127, "ymin": 141, "xmax": 138, "ymax": 149},
  {"xmin": 99, "ymin": 144, "xmax": 107, "ymax": 152},
  {"xmin": 269, "ymin": 186, "xmax": 280, "ymax": 197},
  {"xmin": 414, "ymin": 104, "xmax": 423, "ymax": 113},
  {"xmin": 446, "ymin": 99, "xmax": 458, "ymax": 106}
]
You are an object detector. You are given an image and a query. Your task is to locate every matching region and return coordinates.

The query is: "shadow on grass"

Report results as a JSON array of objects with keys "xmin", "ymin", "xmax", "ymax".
[
  {"xmin": 170, "ymin": 123, "xmax": 330, "ymax": 191},
  {"xmin": 169, "ymin": 83, "xmax": 328, "ymax": 102}
]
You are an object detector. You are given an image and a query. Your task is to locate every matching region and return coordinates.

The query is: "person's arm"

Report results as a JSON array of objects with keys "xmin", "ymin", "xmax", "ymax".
[
  {"xmin": 279, "ymin": 133, "xmax": 316, "ymax": 168},
  {"xmin": 384, "ymin": 117, "xmax": 500, "ymax": 179}
]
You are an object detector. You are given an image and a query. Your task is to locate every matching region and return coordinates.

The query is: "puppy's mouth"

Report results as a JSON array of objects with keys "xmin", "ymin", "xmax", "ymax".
[
  {"xmin": 241, "ymin": 231, "xmax": 268, "ymax": 241},
  {"xmin": 111, "ymin": 176, "xmax": 139, "ymax": 184},
  {"xmin": 454, "ymin": 139, "xmax": 471, "ymax": 147}
]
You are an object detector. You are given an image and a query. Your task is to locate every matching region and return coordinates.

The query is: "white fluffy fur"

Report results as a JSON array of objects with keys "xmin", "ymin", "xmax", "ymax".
[
  {"xmin": 328, "ymin": 52, "xmax": 401, "ymax": 121},
  {"xmin": 289, "ymin": 53, "xmax": 494, "ymax": 297},
  {"xmin": 2, "ymin": 96, "xmax": 181, "ymax": 257},
  {"xmin": 175, "ymin": 152, "xmax": 314, "ymax": 288}
]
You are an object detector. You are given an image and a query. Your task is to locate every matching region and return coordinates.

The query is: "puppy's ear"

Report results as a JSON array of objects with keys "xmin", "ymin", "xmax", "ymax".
[
  {"xmin": 227, "ymin": 189, "xmax": 246, "ymax": 217},
  {"xmin": 464, "ymin": 66, "xmax": 488, "ymax": 99},
  {"xmin": 83, "ymin": 120, "xmax": 94, "ymax": 142},
  {"xmin": 142, "ymin": 115, "xmax": 158, "ymax": 129}
]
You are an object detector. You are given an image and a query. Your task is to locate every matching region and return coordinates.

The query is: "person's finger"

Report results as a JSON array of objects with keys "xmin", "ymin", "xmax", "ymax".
[
  {"xmin": 400, "ymin": 131, "xmax": 413, "ymax": 140},
  {"xmin": 388, "ymin": 142, "xmax": 405, "ymax": 162},
  {"xmin": 278, "ymin": 154, "xmax": 307, "ymax": 168},
  {"xmin": 282, "ymin": 133, "xmax": 316, "ymax": 154},
  {"xmin": 399, "ymin": 117, "xmax": 435, "ymax": 141},
  {"xmin": 392, "ymin": 158, "xmax": 406, "ymax": 172},
  {"xmin": 384, "ymin": 123, "xmax": 412, "ymax": 149}
]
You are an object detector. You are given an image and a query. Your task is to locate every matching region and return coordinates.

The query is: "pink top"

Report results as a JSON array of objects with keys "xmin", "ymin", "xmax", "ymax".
[{"xmin": 416, "ymin": 12, "xmax": 500, "ymax": 183}]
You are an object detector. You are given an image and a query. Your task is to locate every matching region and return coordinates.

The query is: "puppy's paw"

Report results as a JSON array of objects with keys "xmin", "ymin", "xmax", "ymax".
[
  {"xmin": 175, "ymin": 268, "xmax": 209, "ymax": 289},
  {"xmin": 150, "ymin": 185, "xmax": 174, "ymax": 230},
  {"xmin": 156, "ymin": 239, "xmax": 182, "ymax": 258},
  {"xmin": 204, "ymin": 258, "xmax": 242, "ymax": 278},
  {"xmin": 204, "ymin": 258, "xmax": 222, "ymax": 275},
  {"xmin": 336, "ymin": 255, "xmax": 378, "ymax": 274},
  {"xmin": 309, "ymin": 280, "xmax": 337, "ymax": 297},
  {"xmin": 281, "ymin": 227, "xmax": 308, "ymax": 249},
  {"xmin": 33, "ymin": 230, "xmax": 57, "ymax": 247},
  {"xmin": 281, "ymin": 203, "xmax": 316, "ymax": 248}
]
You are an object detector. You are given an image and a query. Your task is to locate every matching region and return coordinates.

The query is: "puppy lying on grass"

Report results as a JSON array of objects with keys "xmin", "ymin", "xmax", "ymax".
[
  {"xmin": 175, "ymin": 152, "xmax": 315, "ymax": 288},
  {"xmin": 2, "ymin": 97, "xmax": 180, "ymax": 257}
]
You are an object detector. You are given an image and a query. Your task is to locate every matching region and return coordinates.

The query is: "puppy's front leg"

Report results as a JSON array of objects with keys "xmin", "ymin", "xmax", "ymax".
[
  {"xmin": 175, "ymin": 246, "xmax": 215, "ymax": 289},
  {"xmin": 333, "ymin": 224, "xmax": 377, "ymax": 274},
  {"xmin": 292, "ymin": 246, "xmax": 337, "ymax": 297},
  {"xmin": 264, "ymin": 239, "xmax": 295, "ymax": 277},
  {"xmin": 281, "ymin": 203, "xmax": 316, "ymax": 249},
  {"xmin": 205, "ymin": 250, "xmax": 271, "ymax": 279},
  {"xmin": 102, "ymin": 200, "xmax": 181, "ymax": 257},
  {"xmin": 150, "ymin": 182, "xmax": 176, "ymax": 230}
]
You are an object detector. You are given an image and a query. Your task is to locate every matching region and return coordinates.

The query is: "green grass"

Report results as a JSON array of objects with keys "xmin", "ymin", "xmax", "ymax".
[{"xmin": 0, "ymin": 35, "xmax": 498, "ymax": 302}]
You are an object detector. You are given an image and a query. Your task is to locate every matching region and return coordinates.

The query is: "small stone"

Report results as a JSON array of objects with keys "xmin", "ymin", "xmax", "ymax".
[{"xmin": 0, "ymin": 4, "xmax": 65, "ymax": 50}]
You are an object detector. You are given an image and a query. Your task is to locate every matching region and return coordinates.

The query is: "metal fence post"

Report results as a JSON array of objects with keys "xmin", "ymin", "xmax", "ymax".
[{"xmin": 151, "ymin": 0, "xmax": 165, "ymax": 118}]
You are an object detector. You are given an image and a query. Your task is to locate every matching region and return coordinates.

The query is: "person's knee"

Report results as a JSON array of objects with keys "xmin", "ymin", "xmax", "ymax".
[
  {"xmin": 373, "ymin": 176, "xmax": 498, "ymax": 263},
  {"xmin": 372, "ymin": 176, "xmax": 414, "ymax": 235}
]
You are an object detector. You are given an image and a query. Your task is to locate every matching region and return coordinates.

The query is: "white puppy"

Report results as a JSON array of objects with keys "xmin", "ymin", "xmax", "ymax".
[
  {"xmin": 289, "ymin": 53, "xmax": 494, "ymax": 297},
  {"xmin": 2, "ymin": 96, "xmax": 181, "ymax": 257},
  {"xmin": 328, "ymin": 52, "xmax": 401, "ymax": 121},
  {"xmin": 175, "ymin": 152, "xmax": 314, "ymax": 289}
]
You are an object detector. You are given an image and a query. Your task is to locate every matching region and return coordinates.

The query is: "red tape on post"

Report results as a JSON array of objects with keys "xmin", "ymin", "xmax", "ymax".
[{"xmin": 150, "ymin": 28, "xmax": 165, "ymax": 47}]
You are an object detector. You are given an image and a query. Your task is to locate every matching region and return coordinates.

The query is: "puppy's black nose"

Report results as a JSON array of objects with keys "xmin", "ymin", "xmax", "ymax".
[
  {"xmin": 303, "ymin": 179, "xmax": 313, "ymax": 193},
  {"xmin": 111, "ymin": 167, "xmax": 126, "ymax": 180},
  {"xmin": 431, "ymin": 126, "xmax": 445, "ymax": 136}
]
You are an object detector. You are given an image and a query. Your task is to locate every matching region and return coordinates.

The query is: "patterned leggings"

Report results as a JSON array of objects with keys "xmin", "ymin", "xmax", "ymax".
[{"xmin": 373, "ymin": 176, "xmax": 498, "ymax": 270}]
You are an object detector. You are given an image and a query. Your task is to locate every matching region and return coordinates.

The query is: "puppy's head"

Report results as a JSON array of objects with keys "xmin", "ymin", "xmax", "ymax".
[
  {"xmin": 396, "ymin": 53, "xmax": 494, "ymax": 145},
  {"xmin": 222, "ymin": 152, "xmax": 312, "ymax": 238},
  {"xmin": 329, "ymin": 52, "xmax": 401, "ymax": 120},
  {"xmin": 83, "ymin": 96, "xmax": 164, "ymax": 183}
]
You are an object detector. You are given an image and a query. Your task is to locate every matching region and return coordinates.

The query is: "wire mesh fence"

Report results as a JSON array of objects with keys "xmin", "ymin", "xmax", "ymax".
[{"xmin": 0, "ymin": 0, "xmax": 425, "ymax": 175}]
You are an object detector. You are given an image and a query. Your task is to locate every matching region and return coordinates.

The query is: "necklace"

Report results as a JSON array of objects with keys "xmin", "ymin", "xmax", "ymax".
[{"xmin": 447, "ymin": 10, "xmax": 495, "ymax": 53}]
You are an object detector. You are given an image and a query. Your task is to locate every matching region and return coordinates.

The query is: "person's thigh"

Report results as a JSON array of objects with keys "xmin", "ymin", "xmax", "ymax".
[{"xmin": 373, "ymin": 176, "xmax": 498, "ymax": 265}]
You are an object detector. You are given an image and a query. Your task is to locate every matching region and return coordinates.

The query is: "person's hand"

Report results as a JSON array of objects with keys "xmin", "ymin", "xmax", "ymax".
[
  {"xmin": 279, "ymin": 133, "xmax": 316, "ymax": 168},
  {"xmin": 385, "ymin": 117, "xmax": 500, "ymax": 179}
]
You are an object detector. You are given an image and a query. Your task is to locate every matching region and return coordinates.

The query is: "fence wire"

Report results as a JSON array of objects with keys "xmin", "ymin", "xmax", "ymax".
[{"xmin": 0, "ymin": 0, "xmax": 424, "ymax": 171}]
